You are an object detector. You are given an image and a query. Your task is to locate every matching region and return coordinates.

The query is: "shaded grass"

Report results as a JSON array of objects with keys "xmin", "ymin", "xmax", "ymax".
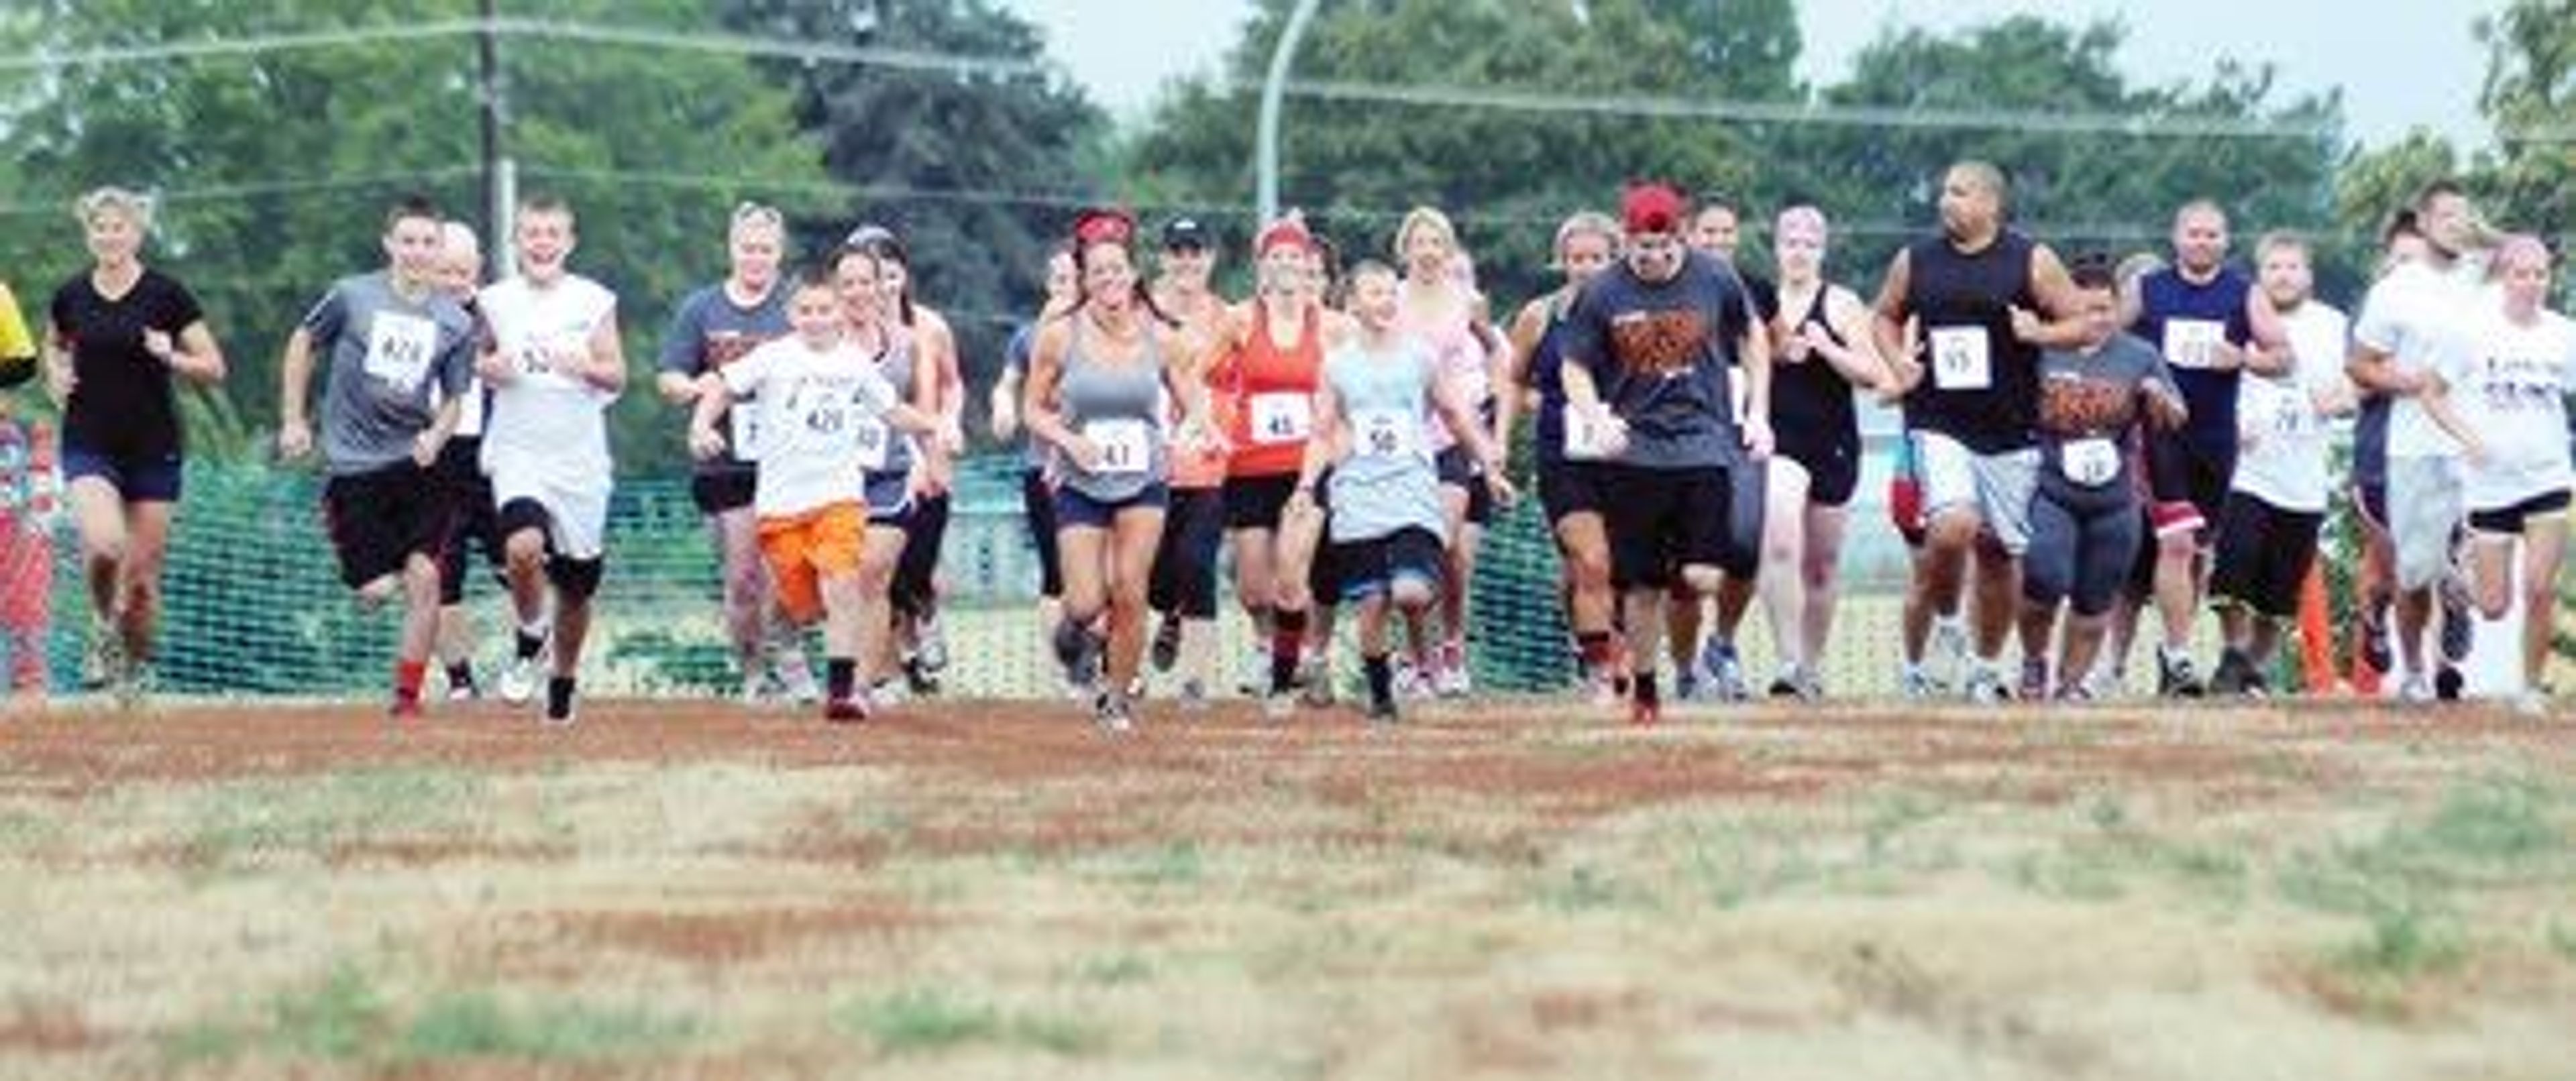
[
  {"xmin": 837, "ymin": 988, "xmax": 1108, "ymax": 1058},
  {"xmin": 158, "ymin": 962, "xmax": 696, "ymax": 1069},
  {"xmin": 181, "ymin": 766, "xmax": 489, "ymax": 874}
]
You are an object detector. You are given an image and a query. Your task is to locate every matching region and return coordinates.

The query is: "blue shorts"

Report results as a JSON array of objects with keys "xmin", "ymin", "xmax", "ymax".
[
  {"xmin": 1326, "ymin": 526, "xmax": 1445, "ymax": 604},
  {"xmin": 62, "ymin": 443, "xmax": 182, "ymax": 503},
  {"xmin": 864, "ymin": 473, "xmax": 913, "ymax": 528},
  {"xmin": 1055, "ymin": 483, "xmax": 1170, "ymax": 530}
]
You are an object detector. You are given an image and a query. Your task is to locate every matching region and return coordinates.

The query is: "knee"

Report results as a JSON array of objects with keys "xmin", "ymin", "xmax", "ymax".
[
  {"xmin": 504, "ymin": 532, "xmax": 547, "ymax": 569},
  {"xmin": 1926, "ymin": 515, "xmax": 1978, "ymax": 557},
  {"xmin": 81, "ymin": 532, "xmax": 125, "ymax": 566},
  {"xmin": 1391, "ymin": 579, "xmax": 1438, "ymax": 612}
]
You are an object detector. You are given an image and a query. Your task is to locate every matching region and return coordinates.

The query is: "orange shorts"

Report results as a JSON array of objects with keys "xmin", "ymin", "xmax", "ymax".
[{"xmin": 757, "ymin": 502, "xmax": 867, "ymax": 626}]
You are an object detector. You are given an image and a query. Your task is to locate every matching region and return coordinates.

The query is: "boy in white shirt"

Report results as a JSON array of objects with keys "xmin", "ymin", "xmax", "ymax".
[{"xmin": 690, "ymin": 262, "xmax": 936, "ymax": 722}]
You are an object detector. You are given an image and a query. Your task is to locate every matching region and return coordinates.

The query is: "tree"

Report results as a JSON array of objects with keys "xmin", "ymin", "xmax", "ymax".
[
  {"xmin": 2474, "ymin": 0, "xmax": 2576, "ymax": 245},
  {"xmin": 0, "ymin": 0, "xmax": 830, "ymax": 471}
]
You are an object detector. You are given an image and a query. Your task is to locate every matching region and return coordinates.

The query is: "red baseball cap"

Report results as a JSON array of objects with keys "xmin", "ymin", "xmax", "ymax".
[{"xmin": 1621, "ymin": 182, "xmax": 1688, "ymax": 235}]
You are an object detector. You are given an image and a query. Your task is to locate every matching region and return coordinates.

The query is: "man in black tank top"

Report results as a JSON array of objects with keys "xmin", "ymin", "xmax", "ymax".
[{"xmin": 1872, "ymin": 161, "xmax": 2090, "ymax": 703}]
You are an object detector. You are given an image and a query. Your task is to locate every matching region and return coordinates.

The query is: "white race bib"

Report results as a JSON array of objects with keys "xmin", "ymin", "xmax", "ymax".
[
  {"xmin": 1248, "ymin": 392, "xmax": 1312, "ymax": 445},
  {"xmin": 2163, "ymin": 319, "xmax": 2226, "ymax": 370},
  {"xmin": 1085, "ymin": 418, "xmax": 1152, "ymax": 476},
  {"xmin": 727, "ymin": 402, "xmax": 762, "ymax": 462},
  {"xmin": 1563, "ymin": 410, "xmax": 1619, "ymax": 461},
  {"xmin": 1929, "ymin": 326, "xmax": 1993, "ymax": 391},
  {"xmin": 1352, "ymin": 408, "xmax": 1423, "ymax": 461},
  {"xmin": 1727, "ymin": 373, "xmax": 1750, "ymax": 426},
  {"xmin": 2060, "ymin": 437, "xmax": 2121, "ymax": 487},
  {"xmin": 850, "ymin": 415, "xmax": 890, "ymax": 471},
  {"xmin": 364, "ymin": 312, "xmax": 440, "ymax": 393}
]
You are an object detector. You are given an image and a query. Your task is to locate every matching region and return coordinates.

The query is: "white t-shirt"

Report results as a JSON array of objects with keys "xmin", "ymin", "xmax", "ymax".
[
  {"xmin": 2353, "ymin": 260, "xmax": 2488, "ymax": 459},
  {"xmin": 722, "ymin": 336, "xmax": 902, "ymax": 518},
  {"xmin": 478, "ymin": 274, "xmax": 619, "ymax": 482},
  {"xmin": 2438, "ymin": 306, "xmax": 2576, "ymax": 510},
  {"xmin": 2231, "ymin": 300, "xmax": 2350, "ymax": 513}
]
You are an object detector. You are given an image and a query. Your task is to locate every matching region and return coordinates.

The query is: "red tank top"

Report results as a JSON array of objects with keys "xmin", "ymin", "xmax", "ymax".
[{"xmin": 1221, "ymin": 303, "xmax": 1324, "ymax": 478}]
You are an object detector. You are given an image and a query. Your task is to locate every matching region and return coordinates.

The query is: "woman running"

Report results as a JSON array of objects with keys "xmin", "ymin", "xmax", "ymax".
[
  {"xmin": 44, "ymin": 187, "xmax": 228, "ymax": 703},
  {"xmin": 992, "ymin": 246, "xmax": 1082, "ymax": 681},
  {"xmin": 1393, "ymin": 207, "xmax": 1505, "ymax": 698},
  {"xmin": 846, "ymin": 226, "xmax": 963, "ymax": 695},
  {"xmin": 1145, "ymin": 217, "xmax": 1234, "ymax": 708},
  {"xmin": 1507, "ymin": 211, "xmax": 1623, "ymax": 700},
  {"xmin": 1023, "ymin": 209, "xmax": 1206, "ymax": 731},
  {"xmin": 835, "ymin": 243, "xmax": 941, "ymax": 701}
]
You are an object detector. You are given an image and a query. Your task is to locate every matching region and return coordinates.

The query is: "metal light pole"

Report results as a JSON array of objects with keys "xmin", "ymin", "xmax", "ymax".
[{"xmin": 1255, "ymin": 0, "xmax": 1322, "ymax": 227}]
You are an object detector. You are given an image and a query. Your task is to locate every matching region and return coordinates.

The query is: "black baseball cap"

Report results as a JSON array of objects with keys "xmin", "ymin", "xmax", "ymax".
[{"xmin": 1161, "ymin": 217, "xmax": 1211, "ymax": 251}]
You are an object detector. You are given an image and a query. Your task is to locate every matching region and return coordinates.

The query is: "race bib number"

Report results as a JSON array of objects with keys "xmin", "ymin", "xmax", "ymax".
[
  {"xmin": 1248, "ymin": 392, "xmax": 1312, "ymax": 445},
  {"xmin": 1929, "ymin": 327, "xmax": 1992, "ymax": 391},
  {"xmin": 1085, "ymin": 418, "xmax": 1152, "ymax": 476},
  {"xmin": 1352, "ymin": 408, "xmax": 1422, "ymax": 461},
  {"xmin": 729, "ymin": 403, "xmax": 763, "ymax": 463},
  {"xmin": 2060, "ymin": 437, "xmax": 2121, "ymax": 487},
  {"xmin": 2163, "ymin": 319, "xmax": 2226, "ymax": 370},
  {"xmin": 1563, "ymin": 410, "xmax": 1619, "ymax": 461},
  {"xmin": 850, "ymin": 415, "xmax": 890, "ymax": 471},
  {"xmin": 2269, "ymin": 389, "xmax": 2312, "ymax": 437},
  {"xmin": 1727, "ymin": 373, "xmax": 1750, "ymax": 426},
  {"xmin": 364, "ymin": 312, "xmax": 439, "ymax": 392}
]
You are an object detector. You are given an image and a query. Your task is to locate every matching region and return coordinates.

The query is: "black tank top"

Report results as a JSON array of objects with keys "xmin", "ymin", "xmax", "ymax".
[
  {"xmin": 1902, "ymin": 230, "xmax": 2041, "ymax": 453},
  {"xmin": 1770, "ymin": 283, "xmax": 1859, "ymax": 453}
]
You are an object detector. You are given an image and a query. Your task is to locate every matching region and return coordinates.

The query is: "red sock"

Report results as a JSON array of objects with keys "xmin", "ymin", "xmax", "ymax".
[{"xmin": 394, "ymin": 659, "xmax": 428, "ymax": 701}]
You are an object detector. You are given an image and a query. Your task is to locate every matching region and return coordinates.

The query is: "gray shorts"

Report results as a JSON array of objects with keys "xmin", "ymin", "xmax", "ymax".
[
  {"xmin": 2386, "ymin": 455, "xmax": 2463, "ymax": 591},
  {"xmin": 1911, "ymin": 431, "xmax": 2039, "ymax": 555}
]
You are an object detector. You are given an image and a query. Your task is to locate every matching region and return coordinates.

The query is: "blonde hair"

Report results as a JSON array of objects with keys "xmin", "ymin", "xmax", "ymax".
[
  {"xmin": 1552, "ymin": 211, "xmax": 1620, "ymax": 264},
  {"xmin": 1392, "ymin": 206, "xmax": 1456, "ymax": 259},
  {"xmin": 1775, "ymin": 205, "xmax": 1829, "ymax": 244},
  {"xmin": 75, "ymin": 186, "xmax": 156, "ymax": 233},
  {"xmin": 729, "ymin": 201, "xmax": 785, "ymax": 241}
]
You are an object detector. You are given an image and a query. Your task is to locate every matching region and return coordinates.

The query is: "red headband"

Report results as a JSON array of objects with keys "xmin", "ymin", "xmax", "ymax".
[
  {"xmin": 1621, "ymin": 182, "xmax": 1688, "ymax": 235},
  {"xmin": 1073, "ymin": 207, "xmax": 1136, "ymax": 248},
  {"xmin": 1256, "ymin": 216, "xmax": 1314, "ymax": 256}
]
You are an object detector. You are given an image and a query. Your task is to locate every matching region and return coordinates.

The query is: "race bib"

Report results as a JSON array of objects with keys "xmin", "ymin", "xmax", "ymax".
[
  {"xmin": 2060, "ymin": 437, "xmax": 2121, "ymax": 487},
  {"xmin": 1248, "ymin": 392, "xmax": 1312, "ymax": 445},
  {"xmin": 850, "ymin": 415, "xmax": 890, "ymax": 471},
  {"xmin": 2269, "ymin": 390, "xmax": 2312, "ymax": 437},
  {"xmin": 1085, "ymin": 418, "xmax": 1152, "ymax": 476},
  {"xmin": 364, "ymin": 312, "xmax": 439, "ymax": 392},
  {"xmin": 728, "ymin": 402, "xmax": 763, "ymax": 463},
  {"xmin": 2163, "ymin": 319, "xmax": 2226, "ymax": 370},
  {"xmin": 1563, "ymin": 410, "xmax": 1619, "ymax": 461},
  {"xmin": 1929, "ymin": 326, "xmax": 1992, "ymax": 391},
  {"xmin": 1727, "ymin": 373, "xmax": 1750, "ymax": 427},
  {"xmin": 1352, "ymin": 408, "xmax": 1422, "ymax": 461}
]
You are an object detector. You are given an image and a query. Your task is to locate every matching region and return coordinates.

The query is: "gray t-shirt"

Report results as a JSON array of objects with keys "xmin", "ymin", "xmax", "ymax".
[
  {"xmin": 1561, "ymin": 251, "xmax": 1751, "ymax": 471},
  {"xmin": 2033, "ymin": 332, "xmax": 2178, "ymax": 508},
  {"xmin": 659, "ymin": 282, "xmax": 789, "ymax": 473},
  {"xmin": 301, "ymin": 271, "xmax": 477, "ymax": 477},
  {"xmin": 1324, "ymin": 338, "xmax": 1444, "ymax": 543}
]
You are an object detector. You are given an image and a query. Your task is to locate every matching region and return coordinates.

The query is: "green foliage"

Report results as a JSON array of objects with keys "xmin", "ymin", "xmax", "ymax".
[{"xmin": 837, "ymin": 988, "xmax": 1106, "ymax": 1058}]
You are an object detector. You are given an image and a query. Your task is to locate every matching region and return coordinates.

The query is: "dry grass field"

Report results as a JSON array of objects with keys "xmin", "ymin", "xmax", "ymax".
[{"xmin": 0, "ymin": 697, "xmax": 2570, "ymax": 1079}]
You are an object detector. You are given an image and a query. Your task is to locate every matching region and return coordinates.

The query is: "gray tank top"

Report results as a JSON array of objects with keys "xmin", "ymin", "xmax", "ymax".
[
  {"xmin": 1053, "ymin": 317, "xmax": 1167, "ymax": 502},
  {"xmin": 870, "ymin": 331, "xmax": 918, "ymax": 481}
]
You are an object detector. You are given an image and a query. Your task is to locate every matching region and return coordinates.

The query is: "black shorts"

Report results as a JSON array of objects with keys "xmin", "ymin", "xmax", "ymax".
[
  {"xmin": 1436, "ymin": 446, "xmax": 1495, "ymax": 528},
  {"xmin": 1150, "ymin": 486, "xmax": 1226, "ymax": 619},
  {"xmin": 435, "ymin": 437, "xmax": 503, "ymax": 606},
  {"xmin": 1323, "ymin": 526, "xmax": 1444, "ymax": 605},
  {"xmin": 896, "ymin": 492, "xmax": 949, "ymax": 616},
  {"xmin": 1020, "ymin": 467, "xmax": 1063, "ymax": 598},
  {"xmin": 1537, "ymin": 459, "xmax": 1603, "ymax": 524},
  {"xmin": 1599, "ymin": 464, "xmax": 1748, "ymax": 589},
  {"xmin": 2209, "ymin": 492, "xmax": 2324, "ymax": 619},
  {"xmin": 2147, "ymin": 434, "xmax": 2235, "ymax": 540},
  {"xmin": 323, "ymin": 461, "xmax": 455, "ymax": 591},
  {"xmin": 1779, "ymin": 433, "xmax": 1860, "ymax": 508},
  {"xmin": 1224, "ymin": 473, "xmax": 1299, "ymax": 532},
  {"xmin": 2467, "ymin": 489, "xmax": 2573, "ymax": 536},
  {"xmin": 2125, "ymin": 505, "xmax": 2160, "ymax": 601},
  {"xmin": 690, "ymin": 468, "xmax": 757, "ymax": 516}
]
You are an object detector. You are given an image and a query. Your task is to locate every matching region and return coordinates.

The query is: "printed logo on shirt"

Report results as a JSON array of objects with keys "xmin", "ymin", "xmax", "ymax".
[{"xmin": 1607, "ymin": 310, "xmax": 1710, "ymax": 378}]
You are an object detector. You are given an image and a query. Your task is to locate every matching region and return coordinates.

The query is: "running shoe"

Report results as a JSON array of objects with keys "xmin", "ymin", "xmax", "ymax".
[
  {"xmin": 1964, "ymin": 664, "xmax": 2012, "ymax": 704},
  {"xmin": 2017, "ymin": 656, "xmax": 2051, "ymax": 703},
  {"xmin": 824, "ymin": 693, "xmax": 869, "ymax": 724},
  {"xmin": 2357, "ymin": 597, "xmax": 2393, "ymax": 675},
  {"xmin": 1176, "ymin": 677, "xmax": 1210, "ymax": 713},
  {"xmin": 1150, "ymin": 614, "xmax": 1183, "ymax": 673},
  {"xmin": 541, "ymin": 685, "xmax": 577, "ymax": 728},
  {"xmin": 2437, "ymin": 573, "xmax": 2475, "ymax": 665},
  {"xmin": 1093, "ymin": 690, "xmax": 1134, "ymax": 734},
  {"xmin": 1432, "ymin": 641, "xmax": 1471, "ymax": 698},
  {"xmin": 2208, "ymin": 648, "xmax": 2255, "ymax": 697},
  {"xmin": 2156, "ymin": 648, "xmax": 2206, "ymax": 699},
  {"xmin": 913, "ymin": 610, "xmax": 949, "ymax": 674},
  {"xmin": 2433, "ymin": 665, "xmax": 2465, "ymax": 702},
  {"xmin": 1366, "ymin": 695, "xmax": 1401, "ymax": 726},
  {"xmin": 1695, "ymin": 640, "xmax": 1748, "ymax": 702},
  {"xmin": 498, "ymin": 653, "xmax": 544, "ymax": 707}
]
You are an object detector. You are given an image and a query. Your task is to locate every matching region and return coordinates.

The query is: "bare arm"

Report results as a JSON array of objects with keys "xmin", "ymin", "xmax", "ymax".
[
  {"xmin": 276, "ymin": 327, "xmax": 319, "ymax": 458},
  {"xmin": 2416, "ymin": 372, "xmax": 2483, "ymax": 462},
  {"xmin": 685, "ymin": 374, "xmax": 735, "ymax": 459},
  {"xmin": 2012, "ymin": 245, "xmax": 2093, "ymax": 351},
  {"xmin": 2237, "ymin": 287, "xmax": 2293, "ymax": 376},
  {"xmin": 1292, "ymin": 377, "xmax": 1344, "ymax": 495},
  {"xmin": 1811, "ymin": 287, "xmax": 1893, "ymax": 390},
  {"xmin": 989, "ymin": 362, "xmax": 1022, "ymax": 441},
  {"xmin": 2345, "ymin": 341, "xmax": 2423, "ymax": 398},
  {"xmin": 572, "ymin": 315, "xmax": 627, "ymax": 394},
  {"xmin": 1870, "ymin": 248, "xmax": 1922, "ymax": 393},
  {"xmin": 156, "ymin": 319, "xmax": 225, "ymax": 384},
  {"xmin": 1479, "ymin": 319, "xmax": 1516, "ymax": 473},
  {"xmin": 1021, "ymin": 320, "xmax": 1085, "ymax": 464}
]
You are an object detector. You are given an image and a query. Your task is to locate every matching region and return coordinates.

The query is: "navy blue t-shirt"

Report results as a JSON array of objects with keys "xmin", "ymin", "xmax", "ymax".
[
  {"xmin": 2131, "ymin": 266, "xmax": 2255, "ymax": 457},
  {"xmin": 1561, "ymin": 251, "xmax": 1751, "ymax": 471}
]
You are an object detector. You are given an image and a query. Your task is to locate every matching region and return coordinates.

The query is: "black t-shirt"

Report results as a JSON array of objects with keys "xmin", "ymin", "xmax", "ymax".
[
  {"xmin": 50, "ymin": 268, "xmax": 204, "ymax": 460},
  {"xmin": 1562, "ymin": 250, "xmax": 1752, "ymax": 471}
]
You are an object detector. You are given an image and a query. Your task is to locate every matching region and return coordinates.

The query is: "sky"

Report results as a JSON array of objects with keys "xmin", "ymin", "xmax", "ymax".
[{"xmin": 997, "ymin": 0, "xmax": 2504, "ymax": 150}]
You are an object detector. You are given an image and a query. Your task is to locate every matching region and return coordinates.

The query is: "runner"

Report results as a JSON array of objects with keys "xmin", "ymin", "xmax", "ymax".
[
  {"xmin": 1506, "ymin": 211, "xmax": 1623, "ymax": 701},
  {"xmin": 1022, "ymin": 209, "xmax": 1207, "ymax": 732},
  {"xmin": 846, "ymin": 227, "xmax": 964, "ymax": 696},
  {"xmin": 276, "ymin": 194, "xmax": 480, "ymax": 716},
  {"xmin": 2347, "ymin": 180, "xmax": 2490, "ymax": 702},
  {"xmin": 834, "ymin": 242, "xmax": 939, "ymax": 700},
  {"xmin": 657, "ymin": 202, "xmax": 816, "ymax": 706},
  {"xmin": 1144, "ymin": 217, "xmax": 1233, "ymax": 709},
  {"xmin": 2422, "ymin": 235, "xmax": 2575, "ymax": 714},
  {"xmin": 991, "ymin": 245, "xmax": 1081, "ymax": 683},
  {"xmin": 1739, "ymin": 204, "xmax": 1891, "ymax": 698},
  {"xmin": 475, "ymin": 194, "xmax": 625, "ymax": 726},
  {"xmin": 1393, "ymin": 207, "xmax": 1505, "ymax": 699},
  {"xmin": 1558, "ymin": 182, "xmax": 1771, "ymax": 726},
  {"xmin": 1680, "ymin": 194, "xmax": 1780, "ymax": 699},
  {"xmin": 1298, "ymin": 260, "xmax": 1511, "ymax": 722},
  {"xmin": 688, "ymin": 260, "xmax": 939, "ymax": 722},
  {"xmin": 2127, "ymin": 200, "xmax": 2289, "ymax": 697},
  {"xmin": 1208, "ymin": 214, "xmax": 1350, "ymax": 709},
  {"xmin": 2208, "ymin": 232, "xmax": 2352, "ymax": 696},
  {"xmin": 2017, "ymin": 254, "xmax": 2188, "ymax": 700},
  {"xmin": 1871, "ymin": 160, "xmax": 2088, "ymax": 702},
  {"xmin": 428, "ymin": 221, "xmax": 504, "ymax": 701},
  {"xmin": 44, "ymin": 186, "xmax": 229, "ymax": 705},
  {"xmin": 2345, "ymin": 213, "xmax": 2431, "ymax": 687}
]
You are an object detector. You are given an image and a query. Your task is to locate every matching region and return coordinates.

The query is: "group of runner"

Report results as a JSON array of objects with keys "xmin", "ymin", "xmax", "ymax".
[{"xmin": 9, "ymin": 161, "xmax": 2570, "ymax": 725}]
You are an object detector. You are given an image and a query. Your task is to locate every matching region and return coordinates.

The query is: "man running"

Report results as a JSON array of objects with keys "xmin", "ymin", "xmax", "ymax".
[
  {"xmin": 278, "ymin": 194, "xmax": 481, "ymax": 716},
  {"xmin": 1872, "ymin": 160, "xmax": 2088, "ymax": 702},
  {"xmin": 476, "ymin": 195, "xmax": 626, "ymax": 725}
]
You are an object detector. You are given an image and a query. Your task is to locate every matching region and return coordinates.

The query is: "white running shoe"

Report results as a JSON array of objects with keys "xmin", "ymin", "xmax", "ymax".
[{"xmin": 498, "ymin": 655, "xmax": 543, "ymax": 706}]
